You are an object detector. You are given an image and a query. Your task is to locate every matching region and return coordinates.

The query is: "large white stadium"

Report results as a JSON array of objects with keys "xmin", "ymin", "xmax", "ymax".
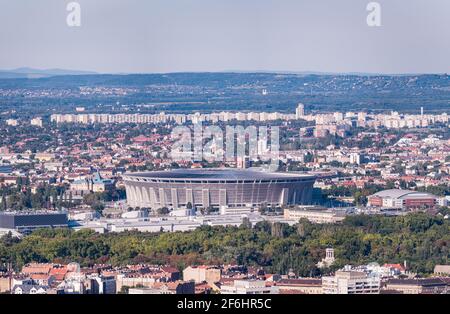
[{"xmin": 123, "ymin": 169, "xmax": 316, "ymax": 209}]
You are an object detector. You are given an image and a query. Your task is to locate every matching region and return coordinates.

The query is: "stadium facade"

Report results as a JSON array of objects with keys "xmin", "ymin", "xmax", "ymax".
[{"xmin": 123, "ymin": 169, "xmax": 316, "ymax": 209}]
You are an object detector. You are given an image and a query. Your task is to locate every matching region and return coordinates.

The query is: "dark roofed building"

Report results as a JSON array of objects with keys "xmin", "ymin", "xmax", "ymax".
[
  {"xmin": 12, "ymin": 284, "xmax": 55, "ymax": 294},
  {"xmin": 384, "ymin": 278, "xmax": 448, "ymax": 294},
  {"xmin": 276, "ymin": 278, "xmax": 322, "ymax": 294},
  {"xmin": 0, "ymin": 211, "xmax": 68, "ymax": 234}
]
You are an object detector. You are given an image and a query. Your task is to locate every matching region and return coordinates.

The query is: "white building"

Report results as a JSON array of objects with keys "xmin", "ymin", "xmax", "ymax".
[
  {"xmin": 317, "ymin": 248, "xmax": 335, "ymax": 268},
  {"xmin": 220, "ymin": 280, "xmax": 279, "ymax": 294},
  {"xmin": 6, "ymin": 119, "xmax": 18, "ymax": 126},
  {"xmin": 30, "ymin": 117, "xmax": 43, "ymax": 127},
  {"xmin": 349, "ymin": 153, "xmax": 361, "ymax": 165},
  {"xmin": 296, "ymin": 103, "xmax": 305, "ymax": 119},
  {"xmin": 322, "ymin": 271, "xmax": 380, "ymax": 294},
  {"xmin": 284, "ymin": 206, "xmax": 346, "ymax": 224},
  {"xmin": 89, "ymin": 275, "xmax": 116, "ymax": 294}
]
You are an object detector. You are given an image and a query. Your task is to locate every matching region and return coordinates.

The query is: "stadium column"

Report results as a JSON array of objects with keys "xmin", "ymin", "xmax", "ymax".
[
  {"xmin": 186, "ymin": 189, "xmax": 193, "ymax": 206},
  {"xmin": 141, "ymin": 186, "xmax": 151, "ymax": 207},
  {"xmin": 202, "ymin": 189, "xmax": 210, "ymax": 208},
  {"xmin": 219, "ymin": 189, "xmax": 227, "ymax": 207},
  {"xmin": 280, "ymin": 188, "xmax": 289, "ymax": 206},
  {"xmin": 125, "ymin": 185, "xmax": 133, "ymax": 207},
  {"xmin": 136, "ymin": 186, "xmax": 144, "ymax": 207},
  {"xmin": 307, "ymin": 184, "xmax": 313, "ymax": 204},
  {"xmin": 159, "ymin": 188, "xmax": 166, "ymax": 207},
  {"xmin": 171, "ymin": 188, "xmax": 178, "ymax": 209},
  {"xmin": 149, "ymin": 187, "xmax": 157, "ymax": 209},
  {"xmin": 129, "ymin": 185, "xmax": 138, "ymax": 207}
]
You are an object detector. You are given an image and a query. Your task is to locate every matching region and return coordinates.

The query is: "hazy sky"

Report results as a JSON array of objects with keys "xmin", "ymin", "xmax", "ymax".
[{"xmin": 0, "ymin": 0, "xmax": 449, "ymax": 74}]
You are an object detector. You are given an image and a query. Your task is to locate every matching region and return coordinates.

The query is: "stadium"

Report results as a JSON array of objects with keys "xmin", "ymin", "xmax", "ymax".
[{"xmin": 123, "ymin": 169, "xmax": 316, "ymax": 209}]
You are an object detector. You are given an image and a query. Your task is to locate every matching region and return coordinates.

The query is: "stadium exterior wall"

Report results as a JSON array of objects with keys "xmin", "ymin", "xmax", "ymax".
[{"xmin": 123, "ymin": 169, "xmax": 316, "ymax": 209}]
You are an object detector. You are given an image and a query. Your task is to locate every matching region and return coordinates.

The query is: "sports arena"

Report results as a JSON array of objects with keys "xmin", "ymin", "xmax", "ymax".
[{"xmin": 123, "ymin": 169, "xmax": 316, "ymax": 209}]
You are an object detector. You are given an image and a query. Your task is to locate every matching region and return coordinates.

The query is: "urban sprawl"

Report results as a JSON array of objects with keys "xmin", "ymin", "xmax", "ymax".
[{"xmin": 1, "ymin": 103, "xmax": 450, "ymax": 294}]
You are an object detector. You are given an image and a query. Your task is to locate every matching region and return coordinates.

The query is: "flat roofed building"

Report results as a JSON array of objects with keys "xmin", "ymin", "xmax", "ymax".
[
  {"xmin": 384, "ymin": 278, "xmax": 448, "ymax": 294},
  {"xmin": 284, "ymin": 206, "xmax": 346, "ymax": 224},
  {"xmin": 322, "ymin": 271, "xmax": 380, "ymax": 294},
  {"xmin": 220, "ymin": 280, "xmax": 279, "ymax": 294},
  {"xmin": 276, "ymin": 278, "xmax": 322, "ymax": 294},
  {"xmin": 183, "ymin": 266, "xmax": 221, "ymax": 284},
  {"xmin": 368, "ymin": 189, "xmax": 437, "ymax": 210},
  {"xmin": 0, "ymin": 211, "xmax": 68, "ymax": 234},
  {"xmin": 129, "ymin": 281, "xmax": 195, "ymax": 294}
]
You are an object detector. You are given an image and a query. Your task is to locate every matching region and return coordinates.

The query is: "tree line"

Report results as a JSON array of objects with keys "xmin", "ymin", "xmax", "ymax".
[{"xmin": 0, "ymin": 212, "xmax": 448, "ymax": 276}]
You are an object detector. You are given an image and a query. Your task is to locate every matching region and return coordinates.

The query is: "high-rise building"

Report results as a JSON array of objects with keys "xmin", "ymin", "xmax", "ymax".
[
  {"xmin": 30, "ymin": 117, "xmax": 43, "ymax": 127},
  {"xmin": 5, "ymin": 119, "xmax": 18, "ymax": 126},
  {"xmin": 296, "ymin": 103, "xmax": 305, "ymax": 119},
  {"xmin": 350, "ymin": 153, "xmax": 361, "ymax": 165}
]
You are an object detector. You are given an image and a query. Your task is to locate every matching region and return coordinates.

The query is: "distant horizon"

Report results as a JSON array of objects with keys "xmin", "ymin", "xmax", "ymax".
[{"xmin": 1, "ymin": 67, "xmax": 449, "ymax": 77}]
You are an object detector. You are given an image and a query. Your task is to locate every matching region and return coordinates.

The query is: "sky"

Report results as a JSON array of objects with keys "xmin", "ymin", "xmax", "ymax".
[{"xmin": 0, "ymin": 0, "xmax": 449, "ymax": 74}]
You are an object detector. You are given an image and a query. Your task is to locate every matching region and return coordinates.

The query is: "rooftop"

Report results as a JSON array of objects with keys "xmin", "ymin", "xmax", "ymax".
[
  {"xmin": 124, "ymin": 168, "xmax": 315, "ymax": 181},
  {"xmin": 0, "ymin": 210, "xmax": 67, "ymax": 217},
  {"xmin": 371, "ymin": 189, "xmax": 436, "ymax": 199}
]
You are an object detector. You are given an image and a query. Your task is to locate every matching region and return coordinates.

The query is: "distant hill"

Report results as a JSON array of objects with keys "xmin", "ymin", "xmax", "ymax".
[
  {"xmin": 0, "ymin": 67, "xmax": 97, "ymax": 79},
  {"xmin": 0, "ymin": 72, "xmax": 448, "ymax": 114}
]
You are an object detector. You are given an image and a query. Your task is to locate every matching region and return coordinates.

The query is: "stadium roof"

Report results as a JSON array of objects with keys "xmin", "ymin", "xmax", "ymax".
[
  {"xmin": 124, "ymin": 168, "xmax": 315, "ymax": 181},
  {"xmin": 371, "ymin": 189, "xmax": 436, "ymax": 199}
]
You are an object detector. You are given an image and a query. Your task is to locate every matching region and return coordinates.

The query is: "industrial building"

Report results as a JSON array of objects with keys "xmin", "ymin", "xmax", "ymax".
[{"xmin": 0, "ymin": 211, "xmax": 68, "ymax": 234}]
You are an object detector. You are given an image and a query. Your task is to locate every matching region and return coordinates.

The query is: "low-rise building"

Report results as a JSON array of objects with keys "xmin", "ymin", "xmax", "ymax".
[
  {"xmin": 183, "ymin": 266, "xmax": 221, "ymax": 284},
  {"xmin": 12, "ymin": 284, "xmax": 55, "ymax": 294},
  {"xmin": 284, "ymin": 206, "xmax": 346, "ymax": 224},
  {"xmin": 220, "ymin": 280, "xmax": 279, "ymax": 294},
  {"xmin": 434, "ymin": 265, "xmax": 450, "ymax": 276},
  {"xmin": 368, "ymin": 189, "xmax": 437, "ymax": 210},
  {"xmin": 276, "ymin": 278, "xmax": 322, "ymax": 294},
  {"xmin": 384, "ymin": 278, "xmax": 448, "ymax": 294},
  {"xmin": 0, "ymin": 274, "xmax": 12, "ymax": 293},
  {"xmin": 322, "ymin": 271, "xmax": 380, "ymax": 294},
  {"xmin": 128, "ymin": 281, "xmax": 195, "ymax": 294},
  {"xmin": 0, "ymin": 211, "xmax": 68, "ymax": 234}
]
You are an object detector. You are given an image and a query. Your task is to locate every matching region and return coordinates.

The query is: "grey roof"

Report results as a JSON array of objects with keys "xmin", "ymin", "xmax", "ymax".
[
  {"xmin": 386, "ymin": 278, "xmax": 447, "ymax": 286},
  {"xmin": 0, "ymin": 210, "xmax": 66, "ymax": 216},
  {"xmin": 12, "ymin": 284, "xmax": 50, "ymax": 293},
  {"xmin": 124, "ymin": 168, "xmax": 315, "ymax": 181},
  {"xmin": 371, "ymin": 189, "xmax": 436, "ymax": 199}
]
